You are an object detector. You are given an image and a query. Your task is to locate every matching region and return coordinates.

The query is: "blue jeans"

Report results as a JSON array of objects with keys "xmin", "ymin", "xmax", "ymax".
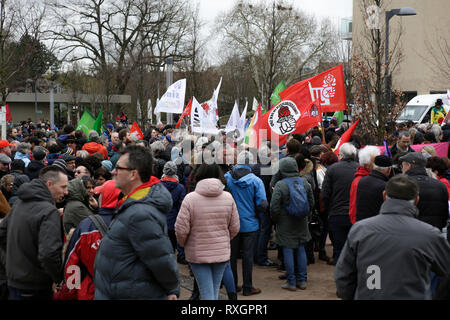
[
  {"xmin": 222, "ymin": 261, "xmax": 236, "ymax": 294},
  {"xmin": 190, "ymin": 262, "xmax": 227, "ymax": 300},
  {"xmin": 282, "ymin": 246, "xmax": 307, "ymax": 286},
  {"xmin": 230, "ymin": 231, "xmax": 258, "ymax": 292},
  {"xmin": 328, "ymin": 215, "xmax": 352, "ymax": 263},
  {"xmin": 255, "ymin": 211, "xmax": 273, "ymax": 264},
  {"xmin": 8, "ymin": 287, "xmax": 53, "ymax": 300}
]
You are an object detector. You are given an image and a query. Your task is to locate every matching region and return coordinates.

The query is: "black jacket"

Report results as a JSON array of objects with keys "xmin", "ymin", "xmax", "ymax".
[
  {"xmin": 389, "ymin": 143, "xmax": 414, "ymax": 159},
  {"xmin": 406, "ymin": 166, "xmax": 449, "ymax": 229},
  {"xmin": 25, "ymin": 160, "xmax": 45, "ymax": 180},
  {"xmin": 321, "ymin": 158, "xmax": 358, "ymax": 217},
  {"xmin": 0, "ymin": 179, "xmax": 63, "ymax": 290},
  {"xmin": 355, "ymin": 170, "xmax": 389, "ymax": 222}
]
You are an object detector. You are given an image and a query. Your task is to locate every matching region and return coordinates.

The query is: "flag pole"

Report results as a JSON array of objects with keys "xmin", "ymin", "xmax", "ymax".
[{"xmin": 309, "ymin": 81, "xmax": 325, "ymax": 144}]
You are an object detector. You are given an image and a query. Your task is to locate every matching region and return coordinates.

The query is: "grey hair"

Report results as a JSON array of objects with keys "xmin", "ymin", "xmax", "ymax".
[
  {"xmin": 358, "ymin": 146, "xmax": 381, "ymax": 166},
  {"xmin": 373, "ymin": 164, "xmax": 391, "ymax": 172},
  {"xmin": 17, "ymin": 142, "xmax": 31, "ymax": 154},
  {"xmin": 76, "ymin": 150, "xmax": 89, "ymax": 159},
  {"xmin": 88, "ymin": 130, "xmax": 100, "ymax": 143},
  {"xmin": 398, "ymin": 130, "xmax": 410, "ymax": 139},
  {"xmin": 339, "ymin": 142, "xmax": 357, "ymax": 160},
  {"xmin": 150, "ymin": 140, "xmax": 165, "ymax": 153},
  {"xmin": 100, "ymin": 135, "xmax": 109, "ymax": 144},
  {"xmin": 429, "ymin": 124, "xmax": 442, "ymax": 141}
]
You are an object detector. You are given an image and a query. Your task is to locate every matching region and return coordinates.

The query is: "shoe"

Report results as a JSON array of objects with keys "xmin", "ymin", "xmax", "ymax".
[
  {"xmin": 327, "ymin": 258, "xmax": 336, "ymax": 266},
  {"xmin": 296, "ymin": 281, "xmax": 307, "ymax": 290},
  {"xmin": 242, "ymin": 287, "xmax": 262, "ymax": 296},
  {"xmin": 278, "ymin": 274, "xmax": 287, "ymax": 280},
  {"xmin": 307, "ymin": 256, "xmax": 315, "ymax": 265},
  {"xmin": 281, "ymin": 282, "xmax": 297, "ymax": 292},
  {"xmin": 236, "ymin": 285, "xmax": 242, "ymax": 293},
  {"xmin": 227, "ymin": 292, "xmax": 238, "ymax": 300},
  {"xmin": 258, "ymin": 260, "xmax": 277, "ymax": 267},
  {"xmin": 319, "ymin": 251, "xmax": 330, "ymax": 262}
]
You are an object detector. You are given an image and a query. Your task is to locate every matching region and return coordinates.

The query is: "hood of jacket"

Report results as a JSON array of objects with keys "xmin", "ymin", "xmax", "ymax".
[
  {"xmin": 194, "ymin": 178, "xmax": 224, "ymax": 197},
  {"xmin": 279, "ymin": 157, "xmax": 300, "ymax": 179},
  {"xmin": 379, "ymin": 197, "xmax": 419, "ymax": 218},
  {"xmin": 83, "ymin": 142, "xmax": 104, "ymax": 154},
  {"xmin": 17, "ymin": 178, "xmax": 54, "ymax": 203},
  {"xmin": 226, "ymin": 165, "xmax": 253, "ymax": 188},
  {"xmin": 120, "ymin": 180, "xmax": 173, "ymax": 215},
  {"xmin": 14, "ymin": 152, "xmax": 29, "ymax": 161},
  {"xmin": 405, "ymin": 166, "xmax": 428, "ymax": 177},
  {"xmin": 161, "ymin": 180, "xmax": 179, "ymax": 192},
  {"xmin": 299, "ymin": 158, "xmax": 314, "ymax": 178},
  {"xmin": 354, "ymin": 165, "xmax": 371, "ymax": 178},
  {"xmin": 66, "ymin": 178, "xmax": 89, "ymax": 204}
]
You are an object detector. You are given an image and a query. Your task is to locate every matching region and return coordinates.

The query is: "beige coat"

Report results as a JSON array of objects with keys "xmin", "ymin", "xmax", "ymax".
[{"xmin": 175, "ymin": 178, "xmax": 240, "ymax": 264}]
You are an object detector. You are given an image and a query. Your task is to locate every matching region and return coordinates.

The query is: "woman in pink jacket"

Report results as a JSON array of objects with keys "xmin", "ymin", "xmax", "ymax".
[{"xmin": 175, "ymin": 163, "xmax": 240, "ymax": 300}]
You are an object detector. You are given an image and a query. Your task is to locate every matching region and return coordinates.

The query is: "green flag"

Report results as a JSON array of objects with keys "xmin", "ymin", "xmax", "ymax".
[
  {"xmin": 93, "ymin": 110, "xmax": 103, "ymax": 135},
  {"xmin": 332, "ymin": 110, "xmax": 344, "ymax": 126},
  {"xmin": 270, "ymin": 81, "xmax": 287, "ymax": 107},
  {"xmin": 76, "ymin": 110, "xmax": 96, "ymax": 137}
]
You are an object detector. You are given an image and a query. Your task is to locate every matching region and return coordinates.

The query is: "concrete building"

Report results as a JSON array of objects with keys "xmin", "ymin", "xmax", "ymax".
[{"xmin": 351, "ymin": 0, "xmax": 450, "ymax": 100}]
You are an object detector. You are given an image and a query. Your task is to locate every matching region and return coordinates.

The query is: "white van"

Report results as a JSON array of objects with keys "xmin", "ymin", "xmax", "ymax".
[{"xmin": 396, "ymin": 94, "xmax": 450, "ymax": 124}]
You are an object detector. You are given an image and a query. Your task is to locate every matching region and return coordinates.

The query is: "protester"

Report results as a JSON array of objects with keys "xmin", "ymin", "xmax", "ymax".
[
  {"xmin": 335, "ymin": 174, "xmax": 450, "ymax": 299},
  {"xmin": 24, "ymin": 146, "xmax": 47, "ymax": 180},
  {"xmin": 13, "ymin": 142, "xmax": 31, "ymax": 168},
  {"xmin": 81, "ymin": 131, "xmax": 108, "ymax": 160},
  {"xmin": 93, "ymin": 145, "xmax": 179, "ymax": 300},
  {"xmin": 390, "ymin": 130, "xmax": 414, "ymax": 159},
  {"xmin": 175, "ymin": 163, "xmax": 240, "ymax": 300},
  {"xmin": 0, "ymin": 166, "xmax": 68, "ymax": 300}
]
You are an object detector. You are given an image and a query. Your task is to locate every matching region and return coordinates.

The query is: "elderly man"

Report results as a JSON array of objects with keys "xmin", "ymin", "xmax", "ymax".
[
  {"xmin": 335, "ymin": 175, "xmax": 450, "ymax": 300},
  {"xmin": 321, "ymin": 143, "xmax": 358, "ymax": 265}
]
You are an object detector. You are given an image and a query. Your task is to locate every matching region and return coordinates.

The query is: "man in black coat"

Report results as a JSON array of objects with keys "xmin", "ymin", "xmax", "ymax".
[
  {"xmin": 401, "ymin": 152, "xmax": 449, "ymax": 230},
  {"xmin": 0, "ymin": 166, "xmax": 68, "ymax": 300},
  {"xmin": 355, "ymin": 155, "xmax": 392, "ymax": 222}
]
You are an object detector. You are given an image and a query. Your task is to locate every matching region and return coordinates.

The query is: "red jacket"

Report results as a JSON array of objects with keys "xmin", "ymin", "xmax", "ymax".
[
  {"xmin": 82, "ymin": 142, "xmax": 108, "ymax": 160},
  {"xmin": 349, "ymin": 166, "xmax": 371, "ymax": 224}
]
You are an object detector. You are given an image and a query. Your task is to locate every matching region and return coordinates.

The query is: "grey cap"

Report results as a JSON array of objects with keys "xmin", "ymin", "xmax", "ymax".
[
  {"xmin": 399, "ymin": 152, "xmax": 427, "ymax": 166},
  {"xmin": 0, "ymin": 153, "xmax": 11, "ymax": 164},
  {"xmin": 163, "ymin": 161, "xmax": 178, "ymax": 177}
]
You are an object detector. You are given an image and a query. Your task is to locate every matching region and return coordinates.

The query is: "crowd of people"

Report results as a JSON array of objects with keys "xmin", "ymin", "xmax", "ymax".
[{"xmin": 0, "ymin": 113, "xmax": 449, "ymax": 301}]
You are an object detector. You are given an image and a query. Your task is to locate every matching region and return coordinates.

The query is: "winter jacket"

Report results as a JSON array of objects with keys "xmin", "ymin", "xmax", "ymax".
[
  {"xmin": 348, "ymin": 166, "xmax": 371, "ymax": 224},
  {"xmin": 153, "ymin": 156, "xmax": 167, "ymax": 179},
  {"xmin": 25, "ymin": 160, "xmax": 45, "ymax": 180},
  {"xmin": 0, "ymin": 192, "xmax": 10, "ymax": 218},
  {"xmin": 93, "ymin": 179, "xmax": 179, "ymax": 300},
  {"xmin": 438, "ymin": 176, "xmax": 450, "ymax": 201},
  {"xmin": 175, "ymin": 178, "xmax": 240, "ymax": 264},
  {"xmin": 405, "ymin": 166, "xmax": 449, "ymax": 230},
  {"xmin": 355, "ymin": 169, "xmax": 389, "ymax": 222},
  {"xmin": 13, "ymin": 152, "xmax": 30, "ymax": 167},
  {"xmin": 321, "ymin": 158, "xmax": 359, "ymax": 217},
  {"xmin": 161, "ymin": 178, "xmax": 186, "ymax": 230},
  {"xmin": 82, "ymin": 142, "xmax": 108, "ymax": 160},
  {"xmin": 63, "ymin": 178, "xmax": 96, "ymax": 234},
  {"xmin": 59, "ymin": 209, "xmax": 115, "ymax": 300},
  {"xmin": 0, "ymin": 179, "xmax": 63, "ymax": 291},
  {"xmin": 389, "ymin": 143, "xmax": 415, "ymax": 159},
  {"xmin": 225, "ymin": 165, "xmax": 268, "ymax": 233},
  {"xmin": 335, "ymin": 198, "xmax": 450, "ymax": 300},
  {"xmin": 46, "ymin": 153, "xmax": 60, "ymax": 165},
  {"xmin": 270, "ymin": 157, "xmax": 313, "ymax": 248}
]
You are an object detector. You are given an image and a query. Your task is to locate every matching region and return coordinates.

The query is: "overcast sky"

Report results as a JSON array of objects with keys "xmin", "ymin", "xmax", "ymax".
[{"xmin": 197, "ymin": 0, "xmax": 353, "ymax": 64}]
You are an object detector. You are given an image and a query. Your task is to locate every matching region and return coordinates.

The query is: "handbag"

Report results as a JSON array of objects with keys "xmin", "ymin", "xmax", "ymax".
[{"xmin": 308, "ymin": 209, "xmax": 323, "ymax": 241}]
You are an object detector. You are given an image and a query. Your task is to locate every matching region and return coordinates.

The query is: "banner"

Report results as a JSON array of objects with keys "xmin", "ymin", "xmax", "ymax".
[
  {"xmin": 334, "ymin": 118, "xmax": 360, "ymax": 155},
  {"xmin": 279, "ymin": 65, "xmax": 347, "ymax": 113},
  {"xmin": 377, "ymin": 142, "xmax": 449, "ymax": 158},
  {"xmin": 154, "ymin": 78, "xmax": 186, "ymax": 114},
  {"xmin": 76, "ymin": 110, "xmax": 96, "ymax": 137},
  {"xmin": 5, "ymin": 104, "xmax": 11, "ymax": 122},
  {"xmin": 225, "ymin": 101, "xmax": 241, "ymax": 133},
  {"xmin": 191, "ymin": 97, "xmax": 219, "ymax": 135}
]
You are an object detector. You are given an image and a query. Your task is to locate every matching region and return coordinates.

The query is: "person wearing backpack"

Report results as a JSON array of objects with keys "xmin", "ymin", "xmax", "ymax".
[
  {"xmin": 54, "ymin": 180, "xmax": 121, "ymax": 300},
  {"xmin": 270, "ymin": 157, "xmax": 314, "ymax": 291}
]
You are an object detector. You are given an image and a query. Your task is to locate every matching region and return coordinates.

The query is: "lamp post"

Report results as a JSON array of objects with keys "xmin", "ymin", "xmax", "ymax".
[
  {"xmin": 26, "ymin": 79, "xmax": 38, "ymax": 123},
  {"xmin": 385, "ymin": 7, "xmax": 416, "ymax": 105}
]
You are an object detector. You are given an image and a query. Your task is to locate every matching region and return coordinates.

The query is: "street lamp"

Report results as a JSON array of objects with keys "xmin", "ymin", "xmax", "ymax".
[
  {"xmin": 385, "ymin": 7, "xmax": 416, "ymax": 104},
  {"xmin": 26, "ymin": 79, "xmax": 38, "ymax": 123}
]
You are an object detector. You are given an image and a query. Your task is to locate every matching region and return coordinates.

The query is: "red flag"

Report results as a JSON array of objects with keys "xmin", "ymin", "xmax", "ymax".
[
  {"xmin": 334, "ymin": 118, "xmax": 360, "ymax": 155},
  {"xmin": 279, "ymin": 65, "xmax": 347, "ymax": 113},
  {"xmin": 5, "ymin": 104, "xmax": 12, "ymax": 122},
  {"xmin": 258, "ymin": 82, "xmax": 322, "ymax": 146},
  {"xmin": 175, "ymin": 97, "xmax": 193, "ymax": 129},
  {"xmin": 130, "ymin": 121, "xmax": 144, "ymax": 140}
]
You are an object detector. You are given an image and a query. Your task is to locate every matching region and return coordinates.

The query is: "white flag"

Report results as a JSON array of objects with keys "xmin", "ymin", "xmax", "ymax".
[
  {"xmin": 137, "ymin": 100, "xmax": 141, "ymax": 120},
  {"xmin": 225, "ymin": 101, "xmax": 241, "ymax": 133},
  {"xmin": 156, "ymin": 98, "xmax": 161, "ymax": 124},
  {"xmin": 240, "ymin": 100, "xmax": 248, "ymax": 127},
  {"xmin": 252, "ymin": 97, "xmax": 258, "ymax": 111},
  {"xmin": 210, "ymin": 77, "xmax": 222, "ymax": 124},
  {"xmin": 154, "ymin": 79, "xmax": 186, "ymax": 114},
  {"xmin": 147, "ymin": 99, "xmax": 152, "ymax": 124},
  {"xmin": 191, "ymin": 97, "xmax": 219, "ymax": 135}
]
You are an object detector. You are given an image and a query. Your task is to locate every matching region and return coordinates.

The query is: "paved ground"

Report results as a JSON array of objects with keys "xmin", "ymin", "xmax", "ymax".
[{"xmin": 178, "ymin": 242, "xmax": 338, "ymax": 300}]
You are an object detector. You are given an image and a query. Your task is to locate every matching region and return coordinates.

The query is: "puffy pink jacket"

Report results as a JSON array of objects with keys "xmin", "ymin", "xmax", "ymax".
[{"xmin": 175, "ymin": 178, "xmax": 240, "ymax": 264}]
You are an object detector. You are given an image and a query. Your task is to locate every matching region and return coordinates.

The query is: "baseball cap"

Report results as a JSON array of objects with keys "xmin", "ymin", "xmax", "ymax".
[
  {"xmin": 399, "ymin": 152, "xmax": 427, "ymax": 167},
  {"xmin": 106, "ymin": 123, "xmax": 114, "ymax": 129},
  {"xmin": 0, "ymin": 140, "xmax": 13, "ymax": 149}
]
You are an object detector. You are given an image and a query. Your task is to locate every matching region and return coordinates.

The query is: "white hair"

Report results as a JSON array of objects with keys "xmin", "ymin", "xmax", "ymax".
[
  {"xmin": 150, "ymin": 140, "xmax": 165, "ymax": 153},
  {"xmin": 339, "ymin": 142, "xmax": 357, "ymax": 159},
  {"xmin": 358, "ymin": 145, "xmax": 381, "ymax": 166},
  {"xmin": 429, "ymin": 124, "xmax": 442, "ymax": 141}
]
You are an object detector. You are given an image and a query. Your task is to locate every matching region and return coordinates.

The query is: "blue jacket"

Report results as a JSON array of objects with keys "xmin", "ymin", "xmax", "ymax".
[
  {"xmin": 161, "ymin": 179, "xmax": 186, "ymax": 230},
  {"xmin": 225, "ymin": 165, "xmax": 268, "ymax": 233},
  {"xmin": 14, "ymin": 152, "xmax": 30, "ymax": 167}
]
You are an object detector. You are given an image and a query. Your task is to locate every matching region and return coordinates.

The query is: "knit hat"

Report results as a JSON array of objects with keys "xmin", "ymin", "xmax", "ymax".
[
  {"xmin": 0, "ymin": 153, "xmax": 11, "ymax": 164},
  {"xmin": 106, "ymin": 123, "xmax": 114, "ymax": 130},
  {"xmin": 311, "ymin": 136, "xmax": 322, "ymax": 145},
  {"xmin": 309, "ymin": 145, "xmax": 324, "ymax": 157},
  {"xmin": 162, "ymin": 161, "xmax": 178, "ymax": 178},
  {"xmin": 101, "ymin": 160, "xmax": 113, "ymax": 172},
  {"xmin": 53, "ymin": 159, "xmax": 67, "ymax": 172},
  {"xmin": 374, "ymin": 155, "xmax": 392, "ymax": 167}
]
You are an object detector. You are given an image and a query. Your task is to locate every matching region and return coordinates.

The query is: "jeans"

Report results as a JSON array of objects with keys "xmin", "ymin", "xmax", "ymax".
[
  {"xmin": 255, "ymin": 211, "xmax": 273, "ymax": 264},
  {"xmin": 230, "ymin": 231, "xmax": 258, "ymax": 293},
  {"xmin": 328, "ymin": 215, "xmax": 352, "ymax": 263},
  {"xmin": 168, "ymin": 229, "xmax": 185, "ymax": 259},
  {"xmin": 8, "ymin": 287, "xmax": 53, "ymax": 300},
  {"xmin": 282, "ymin": 246, "xmax": 307, "ymax": 286},
  {"xmin": 222, "ymin": 261, "xmax": 236, "ymax": 294},
  {"xmin": 190, "ymin": 262, "xmax": 227, "ymax": 300}
]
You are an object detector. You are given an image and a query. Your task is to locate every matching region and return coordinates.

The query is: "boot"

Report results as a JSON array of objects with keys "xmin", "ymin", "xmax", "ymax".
[{"xmin": 227, "ymin": 292, "xmax": 238, "ymax": 300}]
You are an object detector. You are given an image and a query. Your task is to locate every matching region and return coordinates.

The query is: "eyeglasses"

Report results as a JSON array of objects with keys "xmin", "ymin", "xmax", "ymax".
[{"xmin": 114, "ymin": 165, "xmax": 134, "ymax": 171}]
